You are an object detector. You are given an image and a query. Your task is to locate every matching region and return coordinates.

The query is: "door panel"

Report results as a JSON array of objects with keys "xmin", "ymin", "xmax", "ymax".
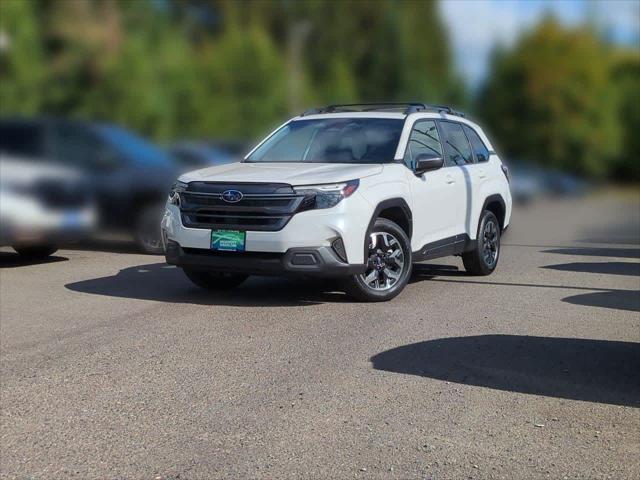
[
  {"xmin": 409, "ymin": 167, "xmax": 465, "ymax": 251},
  {"xmin": 439, "ymin": 121, "xmax": 476, "ymax": 237},
  {"xmin": 403, "ymin": 119, "xmax": 465, "ymax": 251}
]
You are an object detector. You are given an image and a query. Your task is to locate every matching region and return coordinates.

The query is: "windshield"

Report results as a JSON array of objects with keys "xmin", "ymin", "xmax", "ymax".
[{"xmin": 246, "ymin": 118, "xmax": 404, "ymax": 164}]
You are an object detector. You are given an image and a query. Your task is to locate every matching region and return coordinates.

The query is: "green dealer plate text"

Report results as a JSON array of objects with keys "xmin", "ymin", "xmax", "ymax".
[{"xmin": 211, "ymin": 229, "xmax": 246, "ymax": 252}]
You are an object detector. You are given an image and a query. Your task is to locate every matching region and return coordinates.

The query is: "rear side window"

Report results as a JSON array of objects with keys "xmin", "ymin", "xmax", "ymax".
[
  {"xmin": 0, "ymin": 123, "xmax": 44, "ymax": 158},
  {"xmin": 463, "ymin": 125, "xmax": 490, "ymax": 163},
  {"xmin": 439, "ymin": 121, "xmax": 473, "ymax": 166},
  {"xmin": 403, "ymin": 120, "xmax": 442, "ymax": 169}
]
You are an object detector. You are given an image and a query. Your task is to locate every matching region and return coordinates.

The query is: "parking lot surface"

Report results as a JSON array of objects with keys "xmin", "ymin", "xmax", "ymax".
[{"xmin": 1, "ymin": 192, "xmax": 639, "ymax": 479}]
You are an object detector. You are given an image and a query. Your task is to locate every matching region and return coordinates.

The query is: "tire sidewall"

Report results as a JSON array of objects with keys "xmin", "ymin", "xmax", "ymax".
[
  {"xmin": 476, "ymin": 211, "xmax": 500, "ymax": 274},
  {"xmin": 349, "ymin": 218, "xmax": 413, "ymax": 301}
]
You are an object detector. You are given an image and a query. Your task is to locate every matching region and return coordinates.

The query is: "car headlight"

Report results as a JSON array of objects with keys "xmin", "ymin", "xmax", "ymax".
[
  {"xmin": 293, "ymin": 179, "xmax": 359, "ymax": 210},
  {"xmin": 168, "ymin": 180, "xmax": 188, "ymax": 206}
]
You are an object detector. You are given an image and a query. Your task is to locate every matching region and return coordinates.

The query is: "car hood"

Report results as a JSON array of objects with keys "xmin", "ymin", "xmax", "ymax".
[{"xmin": 178, "ymin": 162, "xmax": 383, "ymax": 186}]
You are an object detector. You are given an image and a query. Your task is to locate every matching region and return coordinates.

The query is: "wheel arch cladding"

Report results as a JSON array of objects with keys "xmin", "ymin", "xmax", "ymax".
[
  {"xmin": 368, "ymin": 198, "xmax": 413, "ymax": 239},
  {"xmin": 482, "ymin": 194, "xmax": 506, "ymax": 231},
  {"xmin": 364, "ymin": 198, "xmax": 413, "ymax": 262}
]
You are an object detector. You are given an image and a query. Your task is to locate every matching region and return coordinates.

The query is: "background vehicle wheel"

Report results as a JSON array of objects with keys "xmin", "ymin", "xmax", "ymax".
[
  {"xmin": 344, "ymin": 218, "xmax": 412, "ymax": 302},
  {"xmin": 135, "ymin": 204, "xmax": 165, "ymax": 254},
  {"xmin": 463, "ymin": 210, "xmax": 501, "ymax": 276},
  {"xmin": 182, "ymin": 268, "xmax": 248, "ymax": 290},
  {"xmin": 13, "ymin": 245, "xmax": 58, "ymax": 258}
]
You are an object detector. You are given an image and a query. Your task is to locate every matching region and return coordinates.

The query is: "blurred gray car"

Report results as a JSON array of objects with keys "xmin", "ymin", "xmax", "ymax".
[{"xmin": 0, "ymin": 154, "xmax": 96, "ymax": 258}]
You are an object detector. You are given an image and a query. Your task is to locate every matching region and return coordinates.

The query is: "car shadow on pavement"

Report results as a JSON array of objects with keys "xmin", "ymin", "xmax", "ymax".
[
  {"xmin": 542, "ymin": 261, "xmax": 640, "ymax": 276},
  {"xmin": 371, "ymin": 335, "xmax": 640, "ymax": 407},
  {"xmin": 64, "ymin": 239, "xmax": 142, "ymax": 255},
  {"xmin": 542, "ymin": 247, "xmax": 640, "ymax": 259},
  {"xmin": 0, "ymin": 251, "xmax": 68, "ymax": 268},
  {"xmin": 409, "ymin": 263, "xmax": 466, "ymax": 282},
  {"xmin": 563, "ymin": 290, "xmax": 640, "ymax": 313},
  {"xmin": 65, "ymin": 262, "xmax": 351, "ymax": 306},
  {"xmin": 410, "ymin": 271, "xmax": 640, "ymax": 313}
]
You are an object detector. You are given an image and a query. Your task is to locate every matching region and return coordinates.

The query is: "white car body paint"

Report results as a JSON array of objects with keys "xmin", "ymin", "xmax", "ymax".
[{"xmin": 163, "ymin": 111, "xmax": 512, "ymax": 268}]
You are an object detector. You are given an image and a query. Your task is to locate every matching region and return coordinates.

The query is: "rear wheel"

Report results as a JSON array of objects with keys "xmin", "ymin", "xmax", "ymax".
[
  {"xmin": 462, "ymin": 210, "xmax": 500, "ymax": 276},
  {"xmin": 183, "ymin": 268, "xmax": 248, "ymax": 290},
  {"xmin": 344, "ymin": 218, "xmax": 412, "ymax": 302},
  {"xmin": 13, "ymin": 245, "xmax": 58, "ymax": 258}
]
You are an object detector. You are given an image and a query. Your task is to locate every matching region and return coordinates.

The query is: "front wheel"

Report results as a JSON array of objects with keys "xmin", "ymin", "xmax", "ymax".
[
  {"xmin": 182, "ymin": 268, "xmax": 249, "ymax": 291},
  {"xmin": 462, "ymin": 210, "xmax": 501, "ymax": 276},
  {"xmin": 343, "ymin": 218, "xmax": 412, "ymax": 302}
]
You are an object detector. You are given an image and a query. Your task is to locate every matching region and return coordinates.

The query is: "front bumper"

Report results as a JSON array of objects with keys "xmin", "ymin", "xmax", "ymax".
[
  {"xmin": 165, "ymin": 240, "xmax": 365, "ymax": 277},
  {"xmin": 161, "ymin": 190, "xmax": 373, "ymax": 264}
]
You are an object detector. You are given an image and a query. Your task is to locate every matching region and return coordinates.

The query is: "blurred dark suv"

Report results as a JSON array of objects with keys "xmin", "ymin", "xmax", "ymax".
[{"xmin": 0, "ymin": 118, "xmax": 178, "ymax": 253}]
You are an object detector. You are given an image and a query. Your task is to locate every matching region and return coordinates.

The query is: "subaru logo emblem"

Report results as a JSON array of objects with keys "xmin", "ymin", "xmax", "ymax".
[{"xmin": 221, "ymin": 189, "xmax": 243, "ymax": 203}]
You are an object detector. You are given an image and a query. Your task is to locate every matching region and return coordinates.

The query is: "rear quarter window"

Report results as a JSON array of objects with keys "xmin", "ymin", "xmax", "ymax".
[
  {"xmin": 462, "ymin": 125, "xmax": 490, "ymax": 163},
  {"xmin": 439, "ymin": 121, "xmax": 473, "ymax": 166}
]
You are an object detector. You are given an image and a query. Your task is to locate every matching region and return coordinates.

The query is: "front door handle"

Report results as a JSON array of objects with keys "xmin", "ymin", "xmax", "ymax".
[
  {"xmin": 478, "ymin": 169, "xmax": 487, "ymax": 179},
  {"xmin": 445, "ymin": 175, "xmax": 456, "ymax": 184}
]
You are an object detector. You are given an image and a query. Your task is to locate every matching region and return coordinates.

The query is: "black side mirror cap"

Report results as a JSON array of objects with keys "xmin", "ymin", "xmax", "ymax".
[{"xmin": 414, "ymin": 153, "xmax": 444, "ymax": 175}]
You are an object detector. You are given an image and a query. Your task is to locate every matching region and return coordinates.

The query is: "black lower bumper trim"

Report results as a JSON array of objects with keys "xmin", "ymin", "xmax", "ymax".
[{"xmin": 165, "ymin": 241, "xmax": 365, "ymax": 277}]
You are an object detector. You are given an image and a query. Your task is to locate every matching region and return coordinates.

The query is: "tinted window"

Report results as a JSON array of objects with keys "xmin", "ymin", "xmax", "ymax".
[
  {"xmin": 440, "ymin": 121, "xmax": 473, "ymax": 166},
  {"xmin": 463, "ymin": 125, "xmax": 490, "ymax": 163},
  {"xmin": 96, "ymin": 125, "xmax": 174, "ymax": 168},
  {"xmin": 403, "ymin": 120, "xmax": 442, "ymax": 169},
  {"xmin": 0, "ymin": 123, "xmax": 44, "ymax": 158},
  {"xmin": 52, "ymin": 124, "xmax": 104, "ymax": 168},
  {"xmin": 247, "ymin": 118, "xmax": 404, "ymax": 164}
]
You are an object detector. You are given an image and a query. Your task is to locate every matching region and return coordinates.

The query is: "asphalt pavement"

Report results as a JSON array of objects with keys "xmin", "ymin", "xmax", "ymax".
[{"xmin": 1, "ymin": 190, "xmax": 639, "ymax": 479}]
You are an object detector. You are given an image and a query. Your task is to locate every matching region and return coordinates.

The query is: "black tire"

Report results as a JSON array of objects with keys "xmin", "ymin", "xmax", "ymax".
[
  {"xmin": 463, "ymin": 210, "xmax": 501, "ymax": 276},
  {"xmin": 343, "ymin": 218, "xmax": 412, "ymax": 302},
  {"xmin": 13, "ymin": 245, "xmax": 58, "ymax": 258},
  {"xmin": 135, "ymin": 204, "xmax": 165, "ymax": 255},
  {"xmin": 183, "ymin": 268, "xmax": 248, "ymax": 290}
]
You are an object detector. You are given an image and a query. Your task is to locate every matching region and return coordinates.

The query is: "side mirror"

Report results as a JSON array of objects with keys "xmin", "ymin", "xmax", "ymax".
[{"xmin": 414, "ymin": 153, "xmax": 444, "ymax": 176}]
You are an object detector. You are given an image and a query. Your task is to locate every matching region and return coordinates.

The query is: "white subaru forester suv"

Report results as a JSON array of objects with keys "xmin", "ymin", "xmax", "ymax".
[{"xmin": 162, "ymin": 103, "xmax": 512, "ymax": 301}]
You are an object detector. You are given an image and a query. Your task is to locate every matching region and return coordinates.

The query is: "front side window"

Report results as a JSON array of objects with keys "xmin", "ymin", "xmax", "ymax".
[
  {"xmin": 440, "ymin": 121, "xmax": 473, "ymax": 166},
  {"xmin": 403, "ymin": 120, "xmax": 442, "ymax": 169},
  {"xmin": 462, "ymin": 125, "xmax": 490, "ymax": 163},
  {"xmin": 246, "ymin": 118, "xmax": 404, "ymax": 164}
]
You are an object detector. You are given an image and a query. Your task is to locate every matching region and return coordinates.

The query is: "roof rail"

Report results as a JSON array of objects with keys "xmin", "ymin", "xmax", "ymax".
[{"xmin": 300, "ymin": 102, "xmax": 465, "ymax": 117}]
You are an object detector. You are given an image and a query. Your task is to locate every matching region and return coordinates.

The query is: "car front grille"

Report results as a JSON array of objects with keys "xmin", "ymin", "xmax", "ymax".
[{"xmin": 179, "ymin": 182, "xmax": 314, "ymax": 231}]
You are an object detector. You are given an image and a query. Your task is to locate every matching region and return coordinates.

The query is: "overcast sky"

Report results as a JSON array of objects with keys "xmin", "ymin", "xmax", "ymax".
[{"xmin": 439, "ymin": 0, "xmax": 640, "ymax": 88}]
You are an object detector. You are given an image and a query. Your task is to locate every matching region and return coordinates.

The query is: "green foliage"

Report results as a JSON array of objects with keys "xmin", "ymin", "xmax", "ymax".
[
  {"xmin": 610, "ymin": 52, "xmax": 640, "ymax": 180},
  {"xmin": 0, "ymin": 0, "xmax": 461, "ymax": 141},
  {"xmin": 0, "ymin": 0, "xmax": 48, "ymax": 114},
  {"xmin": 197, "ymin": 20, "xmax": 289, "ymax": 139},
  {"xmin": 477, "ymin": 18, "xmax": 629, "ymax": 179}
]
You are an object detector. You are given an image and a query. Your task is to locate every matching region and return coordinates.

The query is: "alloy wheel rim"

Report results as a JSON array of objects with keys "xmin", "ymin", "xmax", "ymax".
[
  {"xmin": 482, "ymin": 220, "xmax": 499, "ymax": 267},
  {"xmin": 360, "ymin": 231, "xmax": 405, "ymax": 291}
]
